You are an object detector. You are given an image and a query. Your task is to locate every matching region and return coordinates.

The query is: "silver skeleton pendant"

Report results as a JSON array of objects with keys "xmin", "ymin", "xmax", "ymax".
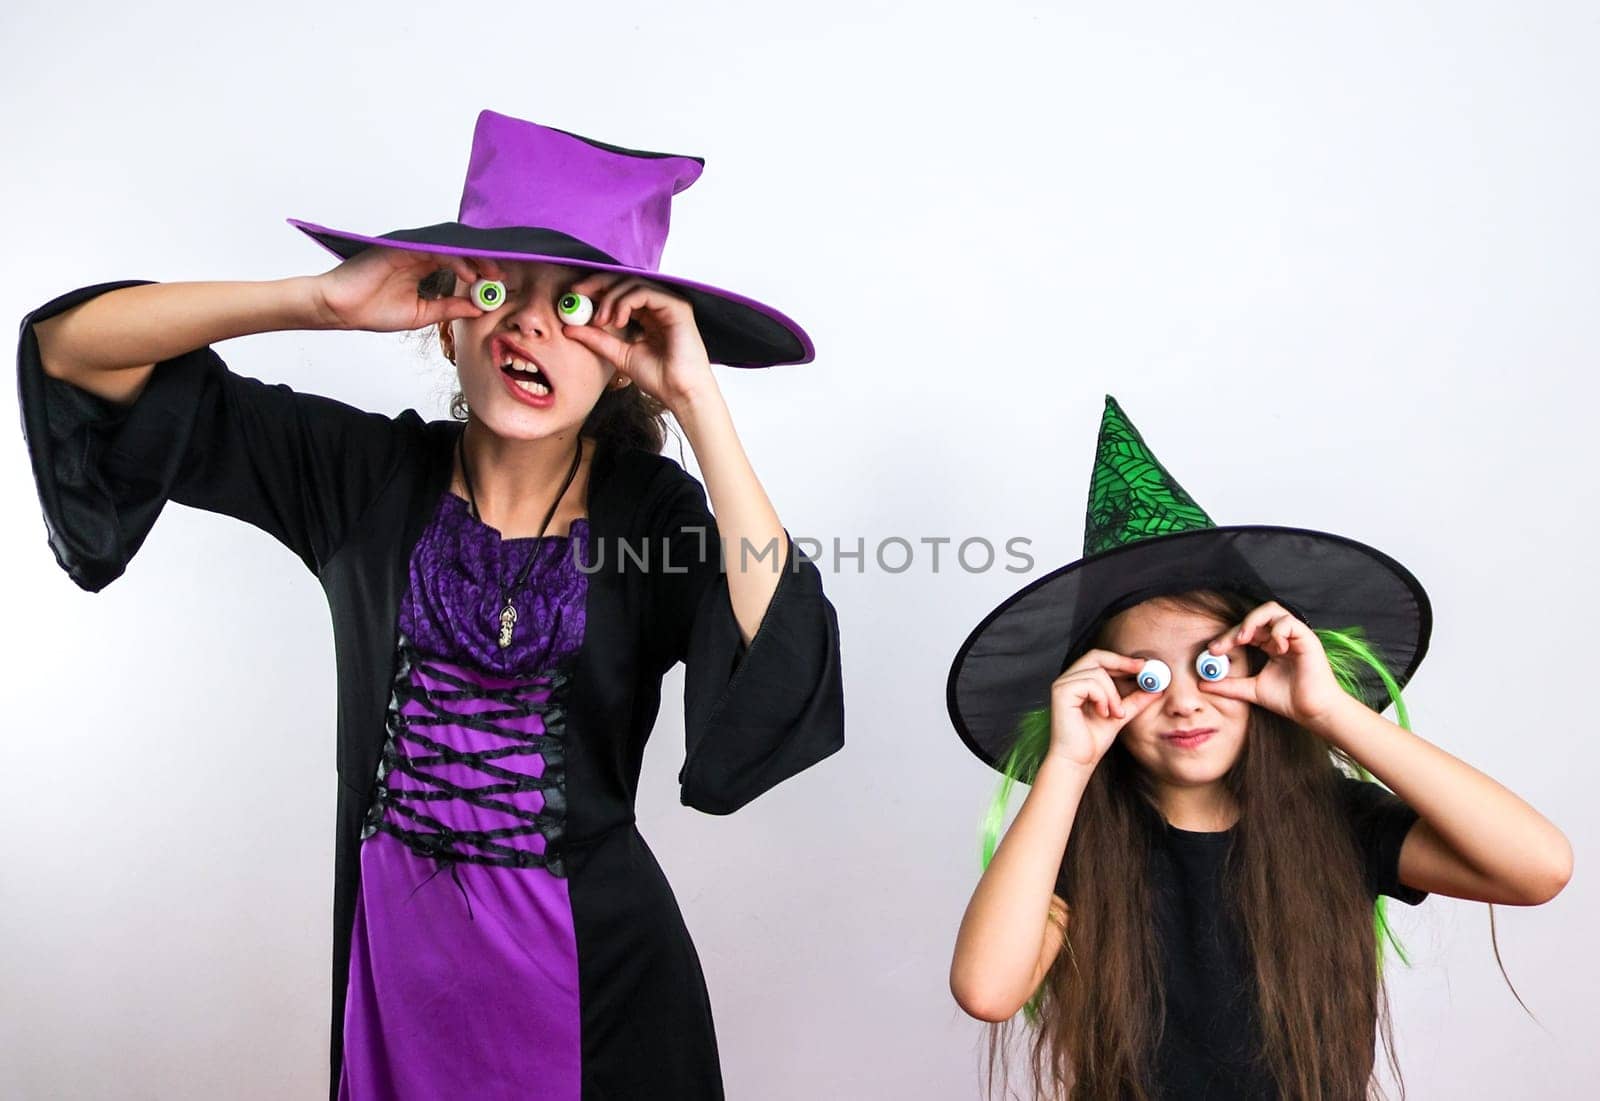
[{"xmin": 498, "ymin": 600, "xmax": 518, "ymax": 649}]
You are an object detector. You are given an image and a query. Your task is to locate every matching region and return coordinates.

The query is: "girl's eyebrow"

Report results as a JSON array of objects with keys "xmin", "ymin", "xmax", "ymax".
[
  {"xmin": 503, "ymin": 267, "xmax": 592, "ymax": 292},
  {"xmin": 1124, "ymin": 641, "xmax": 1220, "ymax": 661}
]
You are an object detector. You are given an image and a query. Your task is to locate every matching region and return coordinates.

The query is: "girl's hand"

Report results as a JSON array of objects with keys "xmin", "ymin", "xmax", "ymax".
[
  {"xmin": 310, "ymin": 246, "xmax": 506, "ymax": 332},
  {"xmin": 1048, "ymin": 650, "xmax": 1163, "ymax": 769},
  {"xmin": 1199, "ymin": 601, "xmax": 1348, "ymax": 730},
  {"xmin": 558, "ymin": 275, "xmax": 715, "ymax": 412}
]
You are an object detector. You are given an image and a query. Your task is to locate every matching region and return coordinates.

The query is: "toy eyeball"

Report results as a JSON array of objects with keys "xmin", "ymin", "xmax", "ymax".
[
  {"xmin": 557, "ymin": 291, "xmax": 595, "ymax": 326},
  {"xmin": 1195, "ymin": 651, "xmax": 1231, "ymax": 682},
  {"xmin": 1136, "ymin": 659, "xmax": 1172, "ymax": 693},
  {"xmin": 471, "ymin": 280, "xmax": 506, "ymax": 311}
]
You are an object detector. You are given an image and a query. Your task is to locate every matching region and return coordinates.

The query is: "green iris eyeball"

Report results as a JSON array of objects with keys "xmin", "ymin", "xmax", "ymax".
[
  {"xmin": 471, "ymin": 279, "xmax": 506, "ymax": 310},
  {"xmin": 557, "ymin": 292, "xmax": 595, "ymax": 326}
]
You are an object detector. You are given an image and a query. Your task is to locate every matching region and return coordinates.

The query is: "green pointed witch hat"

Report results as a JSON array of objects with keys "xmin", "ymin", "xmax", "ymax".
[
  {"xmin": 1084, "ymin": 395, "xmax": 1215, "ymax": 554},
  {"xmin": 946, "ymin": 396, "xmax": 1432, "ymax": 771}
]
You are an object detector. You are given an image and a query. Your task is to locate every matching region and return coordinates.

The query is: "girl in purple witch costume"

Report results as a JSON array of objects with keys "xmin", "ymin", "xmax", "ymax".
[{"xmin": 18, "ymin": 109, "xmax": 844, "ymax": 1100}]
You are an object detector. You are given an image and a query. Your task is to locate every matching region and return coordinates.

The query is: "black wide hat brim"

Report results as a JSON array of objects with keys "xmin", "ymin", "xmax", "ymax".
[
  {"xmin": 946, "ymin": 526, "xmax": 1432, "ymax": 771},
  {"xmin": 288, "ymin": 219, "xmax": 814, "ymax": 368}
]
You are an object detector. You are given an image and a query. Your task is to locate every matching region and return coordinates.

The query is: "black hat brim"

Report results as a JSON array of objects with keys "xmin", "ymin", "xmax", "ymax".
[{"xmin": 946, "ymin": 526, "xmax": 1432, "ymax": 771}]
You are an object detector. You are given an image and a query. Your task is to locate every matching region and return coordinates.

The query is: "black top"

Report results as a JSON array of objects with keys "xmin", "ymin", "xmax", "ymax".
[
  {"xmin": 1060, "ymin": 777, "xmax": 1427, "ymax": 1100},
  {"xmin": 17, "ymin": 280, "xmax": 847, "ymax": 1100}
]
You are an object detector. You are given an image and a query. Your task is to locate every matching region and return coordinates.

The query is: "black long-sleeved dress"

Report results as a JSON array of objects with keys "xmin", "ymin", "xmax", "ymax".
[{"xmin": 18, "ymin": 280, "xmax": 846, "ymax": 1100}]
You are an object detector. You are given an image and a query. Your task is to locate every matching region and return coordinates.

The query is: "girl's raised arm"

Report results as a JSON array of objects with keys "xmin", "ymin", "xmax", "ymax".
[
  {"xmin": 19, "ymin": 249, "xmax": 501, "ymax": 591},
  {"xmin": 949, "ymin": 651, "xmax": 1157, "ymax": 1022},
  {"xmin": 1314, "ymin": 698, "xmax": 1571, "ymax": 905},
  {"xmin": 560, "ymin": 272, "xmax": 788, "ymax": 646},
  {"xmin": 35, "ymin": 278, "xmax": 326, "ymax": 405},
  {"xmin": 1202, "ymin": 601, "xmax": 1573, "ymax": 906},
  {"xmin": 36, "ymin": 276, "xmax": 329, "ymax": 406},
  {"xmin": 34, "ymin": 246, "xmax": 498, "ymax": 405},
  {"xmin": 950, "ymin": 750, "xmax": 1085, "ymax": 1023}
]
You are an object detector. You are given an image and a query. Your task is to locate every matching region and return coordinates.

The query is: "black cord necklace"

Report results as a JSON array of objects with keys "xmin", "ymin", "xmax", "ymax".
[{"xmin": 457, "ymin": 429, "xmax": 584, "ymax": 649}]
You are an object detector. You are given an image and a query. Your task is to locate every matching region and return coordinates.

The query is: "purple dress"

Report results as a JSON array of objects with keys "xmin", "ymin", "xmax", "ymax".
[
  {"xmin": 19, "ymin": 282, "xmax": 847, "ymax": 1101},
  {"xmin": 339, "ymin": 491, "xmax": 590, "ymax": 1100}
]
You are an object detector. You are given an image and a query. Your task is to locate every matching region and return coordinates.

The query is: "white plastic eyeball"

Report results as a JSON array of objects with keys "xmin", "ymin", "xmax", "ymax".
[
  {"xmin": 471, "ymin": 279, "xmax": 506, "ymax": 310},
  {"xmin": 1136, "ymin": 659, "xmax": 1172, "ymax": 693},
  {"xmin": 1195, "ymin": 651, "xmax": 1231, "ymax": 682},
  {"xmin": 557, "ymin": 291, "xmax": 595, "ymax": 326}
]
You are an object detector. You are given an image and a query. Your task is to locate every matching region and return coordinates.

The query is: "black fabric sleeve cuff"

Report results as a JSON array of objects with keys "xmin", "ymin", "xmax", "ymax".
[
  {"xmin": 1340, "ymin": 776, "xmax": 1429, "ymax": 906},
  {"xmin": 17, "ymin": 280, "xmax": 415, "ymax": 591},
  {"xmin": 677, "ymin": 532, "xmax": 846, "ymax": 814},
  {"xmin": 18, "ymin": 280, "xmax": 210, "ymax": 591}
]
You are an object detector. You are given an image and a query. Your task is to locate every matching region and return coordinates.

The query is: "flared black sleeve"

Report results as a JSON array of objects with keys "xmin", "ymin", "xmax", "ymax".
[
  {"xmin": 641, "ymin": 459, "xmax": 845, "ymax": 815},
  {"xmin": 18, "ymin": 281, "xmax": 413, "ymax": 591}
]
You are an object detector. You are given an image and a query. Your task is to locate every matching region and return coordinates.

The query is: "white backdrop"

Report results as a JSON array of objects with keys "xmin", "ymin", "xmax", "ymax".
[{"xmin": 3, "ymin": 2, "xmax": 1596, "ymax": 1098}]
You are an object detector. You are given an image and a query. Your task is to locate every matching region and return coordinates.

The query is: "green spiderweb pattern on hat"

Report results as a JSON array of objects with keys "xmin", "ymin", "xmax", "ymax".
[{"xmin": 1084, "ymin": 396, "xmax": 1215, "ymax": 555}]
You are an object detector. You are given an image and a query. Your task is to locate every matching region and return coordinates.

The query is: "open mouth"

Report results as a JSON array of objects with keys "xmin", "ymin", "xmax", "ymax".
[
  {"xmin": 492, "ymin": 336, "xmax": 556, "ymax": 398},
  {"xmin": 500, "ymin": 356, "xmax": 554, "ymax": 396}
]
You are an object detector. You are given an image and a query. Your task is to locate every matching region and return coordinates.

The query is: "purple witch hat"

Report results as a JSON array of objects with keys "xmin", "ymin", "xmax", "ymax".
[{"xmin": 288, "ymin": 109, "xmax": 813, "ymax": 368}]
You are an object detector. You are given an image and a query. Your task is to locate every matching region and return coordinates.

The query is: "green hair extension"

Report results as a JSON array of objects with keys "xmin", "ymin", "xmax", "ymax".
[
  {"xmin": 981, "ymin": 707, "xmax": 1053, "ymax": 871},
  {"xmin": 1316, "ymin": 627, "xmax": 1416, "ymax": 971},
  {"xmin": 979, "ymin": 707, "xmax": 1054, "ymax": 1023}
]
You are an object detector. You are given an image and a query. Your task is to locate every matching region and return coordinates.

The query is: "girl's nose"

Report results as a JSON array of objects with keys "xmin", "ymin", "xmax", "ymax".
[
  {"xmin": 1164, "ymin": 671, "xmax": 1205, "ymax": 713},
  {"xmin": 505, "ymin": 291, "xmax": 555, "ymax": 338}
]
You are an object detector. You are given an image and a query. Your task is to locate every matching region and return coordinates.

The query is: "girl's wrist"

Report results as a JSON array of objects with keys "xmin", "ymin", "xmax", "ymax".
[
  {"xmin": 1302, "ymin": 691, "xmax": 1371, "ymax": 745},
  {"xmin": 664, "ymin": 375, "xmax": 725, "ymax": 423},
  {"xmin": 1037, "ymin": 749, "xmax": 1099, "ymax": 788},
  {"xmin": 289, "ymin": 275, "xmax": 342, "ymax": 331}
]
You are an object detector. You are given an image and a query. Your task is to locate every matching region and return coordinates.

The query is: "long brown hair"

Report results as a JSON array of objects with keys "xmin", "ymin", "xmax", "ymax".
[{"xmin": 991, "ymin": 589, "xmax": 1401, "ymax": 1100}]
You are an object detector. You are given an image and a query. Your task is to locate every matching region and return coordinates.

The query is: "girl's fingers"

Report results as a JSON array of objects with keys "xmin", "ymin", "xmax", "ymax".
[
  {"xmin": 419, "ymin": 253, "xmax": 507, "ymax": 296},
  {"xmin": 443, "ymin": 297, "xmax": 486, "ymax": 322},
  {"xmin": 1209, "ymin": 618, "xmax": 1254, "ymax": 655},
  {"xmin": 1053, "ymin": 676, "xmax": 1099, "ymax": 715},
  {"xmin": 603, "ymin": 290, "xmax": 646, "ymax": 332},
  {"xmin": 1060, "ymin": 667, "xmax": 1127, "ymax": 719},
  {"xmin": 1235, "ymin": 602, "xmax": 1288, "ymax": 646},
  {"xmin": 568, "ymin": 276, "xmax": 656, "ymax": 334},
  {"xmin": 1199, "ymin": 675, "xmax": 1258, "ymax": 704},
  {"xmin": 598, "ymin": 280, "xmax": 690, "ymax": 330},
  {"xmin": 435, "ymin": 255, "xmax": 479, "ymax": 288},
  {"xmin": 606, "ymin": 286, "xmax": 686, "ymax": 332},
  {"xmin": 1089, "ymin": 668, "xmax": 1125, "ymax": 719},
  {"xmin": 1116, "ymin": 684, "xmax": 1163, "ymax": 721},
  {"xmin": 568, "ymin": 273, "xmax": 623, "ymax": 303},
  {"xmin": 1065, "ymin": 649, "xmax": 1146, "ymax": 678},
  {"xmin": 453, "ymin": 253, "xmax": 502, "ymax": 281},
  {"xmin": 561, "ymin": 323, "xmax": 632, "ymax": 371},
  {"xmin": 1213, "ymin": 603, "xmax": 1301, "ymax": 655},
  {"xmin": 584, "ymin": 276, "xmax": 642, "ymax": 326},
  {"xmin": 411, "ymin": 288, "xmax": 484, "ymax": 327},
  {"xmin": 421, "ymin": 300, "xmax": 480, "ymax": 327},
  {"xmin": 1053, "ymin": 668, "xmax": 1124, "ymax": 718}
]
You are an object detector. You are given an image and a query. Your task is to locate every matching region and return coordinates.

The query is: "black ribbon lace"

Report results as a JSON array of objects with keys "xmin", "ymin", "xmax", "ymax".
[{"xmin": 363, "ymin": 636, "xmax": 571, "ymax": 885}]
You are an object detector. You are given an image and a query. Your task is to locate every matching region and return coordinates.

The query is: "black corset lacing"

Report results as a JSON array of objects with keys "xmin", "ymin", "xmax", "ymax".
[{"xmin": 362, "ymin": 637, "xmax": 572, "ymax": 919}]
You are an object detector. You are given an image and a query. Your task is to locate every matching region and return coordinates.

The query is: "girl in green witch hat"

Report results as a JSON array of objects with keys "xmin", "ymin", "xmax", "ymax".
[{"xmin": 947, "ymin": 397, "xmax": 1571, "ymax": 1101}]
